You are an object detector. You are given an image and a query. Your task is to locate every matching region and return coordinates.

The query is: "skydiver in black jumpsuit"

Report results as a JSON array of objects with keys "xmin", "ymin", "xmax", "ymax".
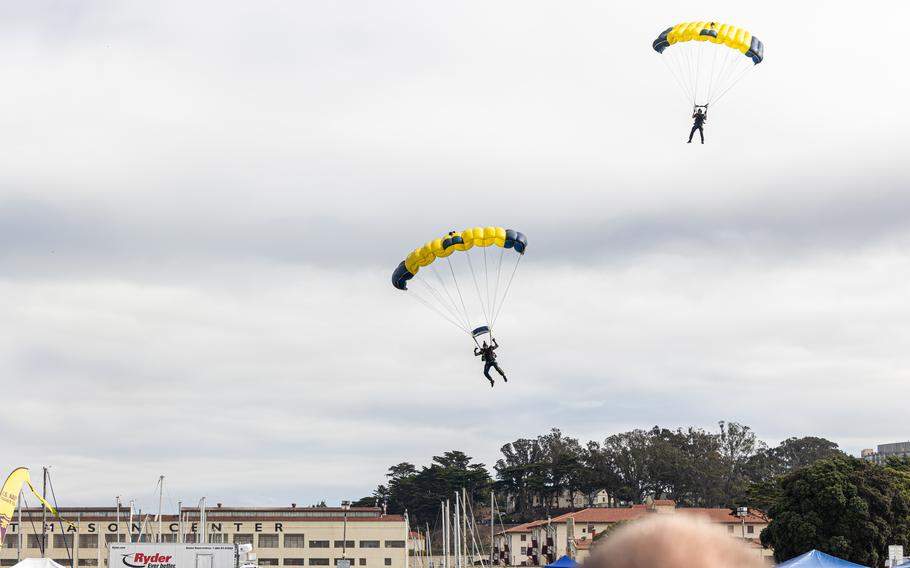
[
  {"xmin": 688, "ymin": 107, "xmax": 707, "ymax": 144},
  {"xmin": 474, "ymin": 339, "xmax": 507, "ymax": 387}
]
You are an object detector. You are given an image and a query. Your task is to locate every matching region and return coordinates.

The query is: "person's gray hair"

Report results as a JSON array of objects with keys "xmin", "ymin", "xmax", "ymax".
[{"xmin": 584, "ymin": 515, "xmax": 765, "ymax": 568}]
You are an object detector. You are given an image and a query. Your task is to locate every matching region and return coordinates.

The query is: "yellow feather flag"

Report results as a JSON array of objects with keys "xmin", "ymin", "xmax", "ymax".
[
  {"xmin": 0, "ymin": 467, "xmax": 30, "ymax": 544},
  {"xmin": 0, "ymin": 467, "xmax": 75, "ymax": 546}
]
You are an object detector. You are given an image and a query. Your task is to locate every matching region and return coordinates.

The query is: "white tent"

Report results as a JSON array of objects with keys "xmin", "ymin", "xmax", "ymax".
[{"xmin": 11, "ymin": 559, "xmax": 69, "ymax": 568}]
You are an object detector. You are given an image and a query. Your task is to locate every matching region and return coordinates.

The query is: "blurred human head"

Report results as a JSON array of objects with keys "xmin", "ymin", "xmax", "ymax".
[{"xmin": 584, "ymin": 515, "xmax": 764, "ymax": 568}]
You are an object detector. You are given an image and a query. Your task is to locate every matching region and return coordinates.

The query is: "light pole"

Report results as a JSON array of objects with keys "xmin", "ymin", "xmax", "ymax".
[
  {"xmin": 735, "ymin": 507, "xmax": 748, "ymax": 540},
  {"xmin": 342, "ymin": 501, "xmax": 351, "ymax": 561}
]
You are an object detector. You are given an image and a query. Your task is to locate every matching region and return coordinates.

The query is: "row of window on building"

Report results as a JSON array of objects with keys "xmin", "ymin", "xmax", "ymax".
[
  {"xmin": 4, "ymin": 536, "xmax": 406, "ymax": 550},
  {"xmin": 0, "ymin": 559, "xmax": 396, "ymax": 567}
]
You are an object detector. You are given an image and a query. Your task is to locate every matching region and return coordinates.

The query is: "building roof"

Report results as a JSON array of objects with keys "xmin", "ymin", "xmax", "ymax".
[
  {"xmin": 501, "ymin": 521, "xmax": 536, "ymax": 534},
  {"xmin": 15, "ymin": 506, "xmax": 404, "ymax": 523},
  {"xmin": 506, "ymin": 505, "xmax": 766, "ymax": 530}
]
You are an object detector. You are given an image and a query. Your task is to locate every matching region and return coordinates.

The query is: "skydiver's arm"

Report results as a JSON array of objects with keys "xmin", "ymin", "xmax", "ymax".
[
  {"xmin": 474, "ymin": 347, "xmax": 481, "ymax": 356},
  {"xmin": 492, "ymin": 339, "xmax": 499, "ymax": 349}
]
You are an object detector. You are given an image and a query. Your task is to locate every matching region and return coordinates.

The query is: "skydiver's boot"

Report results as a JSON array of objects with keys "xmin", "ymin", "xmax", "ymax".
[{"xmin": 489, "ymin": 378, "xmax": 495, "ymax": 387}]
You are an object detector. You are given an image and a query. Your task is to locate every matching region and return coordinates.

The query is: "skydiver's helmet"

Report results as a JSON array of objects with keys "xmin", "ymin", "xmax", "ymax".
[
  {"xmin": 482, "ymin": 341, "xmax": 489, "ymax": 348},
  {"xmin": 697, "ymin": 108, "xmax": 704, "ymax": 114}
]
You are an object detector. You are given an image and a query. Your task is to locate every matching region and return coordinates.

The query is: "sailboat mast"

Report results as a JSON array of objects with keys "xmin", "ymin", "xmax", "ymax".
[
  {"xmin": 17, "ymin": 491, "xmax": 23, "ymax": 561},
  {"xmin": 453, "ymin": 493, "xmax": 460, "ymax": 568},
  {"xmin": 200, "ymin": 498, "xmax": 207, "ymax": 544},
  {"xmin": 461, "ymin": 489, "xmax": 468, "ymax": 566},
  {"xmin": 41, "ymin": 467, "xmax": 48, "ymax": 558},
  {"xmin": 490, "ymin": 491, "xmax": 494, "ymax": 566},
  {"xmin": 426, "ymin": 522, "xmax": 432, "ymax": 567},
  {"xmin": 157, "ymin": 475, "xmax": 165, "ymax": 542},
  {"xmin": 129, "ymin": 500, "xmax": 135, "ymax": 543},
  {"xmin": 444, "ymin": 500, "xmax": 450, "ymax": 568}
]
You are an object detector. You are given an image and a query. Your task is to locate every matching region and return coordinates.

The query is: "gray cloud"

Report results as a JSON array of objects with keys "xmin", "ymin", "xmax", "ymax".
[{"xmin": 2, "ymin": 0, "xmax": 909, "ymax": 508}]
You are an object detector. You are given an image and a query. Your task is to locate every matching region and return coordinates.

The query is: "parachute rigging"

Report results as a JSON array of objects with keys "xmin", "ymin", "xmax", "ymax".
[
  {"xmin": 391, "ymin": 227, "xmax": 527, "ymax": 346},
  {"xmin": 653, "ymin": 21, "xmax": 764, "ymax": 108}
]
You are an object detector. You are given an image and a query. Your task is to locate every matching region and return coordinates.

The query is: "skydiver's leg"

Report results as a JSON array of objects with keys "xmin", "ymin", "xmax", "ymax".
[
  {"xmin": 688, "ymin": 126, "xmax": 697, "ymax": 143},
  {"xmin": 484, "ymin": 363, "xmax": 495, "ymax": 386},
  {"xmin": 491, "ymin": 362, "xmax": 507, "ymax": 382},
  {"xmin": 699, "ymin": 126, "xmax": 704, "ymax": 144}
]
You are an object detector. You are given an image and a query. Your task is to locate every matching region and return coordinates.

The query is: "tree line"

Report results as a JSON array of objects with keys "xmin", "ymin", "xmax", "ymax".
[{"xmin": 354, "ymin": 422, "xmax": 846, "ymax": 525}]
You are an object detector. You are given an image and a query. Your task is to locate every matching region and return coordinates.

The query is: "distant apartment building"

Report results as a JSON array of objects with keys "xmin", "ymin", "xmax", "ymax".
[
  {"xmin": 0, "ymin": 506, "xmax": 407, "ymax": 568},
  {"xmin": 504, "ymin": 490, "xmax": 615, "ymax": 514},
  {"xmin": 493, "ymin": 501, "xmax": 771, "ymax": 566},
  {"xmin": 861, "ymin": 442, "xmax": 910, "ymax": 465}
]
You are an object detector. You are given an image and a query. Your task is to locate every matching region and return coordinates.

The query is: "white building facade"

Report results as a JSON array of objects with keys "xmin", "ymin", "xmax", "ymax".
[{"xmin": 1, "ymin": 506, "xmax": 408, "ymax": 568}]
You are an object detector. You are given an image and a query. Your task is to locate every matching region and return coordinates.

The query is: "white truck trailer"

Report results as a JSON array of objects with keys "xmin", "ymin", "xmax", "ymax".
[{"xmin": 108, "ymin": 543, "xmax": 251, "ymax": 568}]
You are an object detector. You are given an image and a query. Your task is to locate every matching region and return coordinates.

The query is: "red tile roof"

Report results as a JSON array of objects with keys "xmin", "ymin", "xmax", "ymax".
[
  {"xmin": 504, "ymin": 506, "xmax": 766, "ymax": 530},
  {"xmin": 502, "ymin": 521, "xmax": 536, "ymax": 534}
]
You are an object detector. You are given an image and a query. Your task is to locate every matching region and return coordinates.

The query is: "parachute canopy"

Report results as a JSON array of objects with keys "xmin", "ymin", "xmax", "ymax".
[
  {"xmin": 652, "ymin": 21, "xmax": 764, "ymax": 107},
  {"xmin": 392, "ymin": 227, "xmax": 527, "ymax": 341}
]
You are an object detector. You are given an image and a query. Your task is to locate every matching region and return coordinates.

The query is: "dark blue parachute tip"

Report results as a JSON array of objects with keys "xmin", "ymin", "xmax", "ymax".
[
  {"xmin": 442, "ymin": 234, "xmax": 464, "ymax": 251},
  {"xmin": 513, "ymin": 231, "xmax": 527, "ymax": 254},
  {"xmin": 391, "ymin": 260, "xmax": 414, "ymax": 290},
  {"xmin": 653, "ymin": 26, "xmax": 673, "ymax": 53},
  {"xmin": 471, "ymin": 326, "xmax": 490, "ymax": 338},
  {"xmin": 746, "ymin": 36, "xmax": 764, "ymax": 64},
  {"xmin": 504, "ymin": 229, "xmax": 527, "ymax": 253}
]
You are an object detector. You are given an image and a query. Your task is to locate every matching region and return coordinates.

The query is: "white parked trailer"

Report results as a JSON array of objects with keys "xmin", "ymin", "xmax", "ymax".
[{"xmin": 108, "ymin": 543, "xmax": 239, "ymax": 568}]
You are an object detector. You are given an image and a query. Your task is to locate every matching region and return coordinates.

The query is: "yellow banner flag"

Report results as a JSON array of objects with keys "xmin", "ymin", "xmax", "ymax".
[
  {"xmin": 0, "ymin": 467, "xmax": 76, "ymax": 546},
  {"xmin": 0, "ymin": 467, "xmax": 30, "ymax": 545}
]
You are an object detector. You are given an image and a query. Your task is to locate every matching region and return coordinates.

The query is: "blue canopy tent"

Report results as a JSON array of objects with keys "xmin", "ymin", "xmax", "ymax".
[
  {"xmin": 776, "ymin": 550, "xmax": 869, "ymax": 568},
  {"xmin": 545, "ymin": 556, "xmax": 579, "ymax": 568}
]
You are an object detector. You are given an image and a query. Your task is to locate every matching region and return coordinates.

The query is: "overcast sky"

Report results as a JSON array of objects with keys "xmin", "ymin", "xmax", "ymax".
[{"xmin": 2, "ymin": 0, "xmax": 910, "ymax": 512}]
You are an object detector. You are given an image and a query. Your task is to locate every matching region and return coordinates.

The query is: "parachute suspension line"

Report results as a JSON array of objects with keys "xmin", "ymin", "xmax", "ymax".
[
  {"xmin": 445, "ymin": 256, "xmax": 474, "ymax": 334},
  {"xmin": 661, "ymin": 56, "xmax": 692, "ymax": 106},
  {"xmin": 709, "ymin": 49, "xmax": 738, "ymax": 104},
  {"xmin": 490, "ymin": 246, "xmax": 506, "ymax": 331},
  {"xmin": 684, "ymin": 44, "xmax": 698, "ymax": 105},
  {"xmin": 464, "ymin": 251, "xmax": 492, "ymax": 333},
  {"xmin": 705, "ymin": 40, "xmax": 720, "ymax": 102},
  {"xmin": 711, "ymin": 63, "xmax": 753, "ymax": 107},
  {"xmin": 669, "ymin": 47, "xmax": 694, "ymax": 103},
  {"xmin": 420, "ymin": 272, "xmax": 471, "ymax": 331},
  {"xmin": 415, "ymin": 278, "xmax": 469, "ymax": 332},
  {"xmin": 483, "ymin": 245, "xmax": 492, "ymax": 327},
  {"xmin": 693, "ymin": 40, "xmax": 704, "ymax": 105},
  {"xmin": 710, "ymin": 46, "xmax": 738, "ymax": 103},
  {"xmin": 491, "ymin": 254, "xmax": 522, "ymax": 328},
  {"xmin": 428, "ymin": 266, "xmax": 461, "ymax": 326},
  {"xmin": 409, "ymin": 288, "xmax": 470, "ymax": 334},
  {"xmin": 430, "ymin": 263, "xmax": 471, "ymax": 330}
]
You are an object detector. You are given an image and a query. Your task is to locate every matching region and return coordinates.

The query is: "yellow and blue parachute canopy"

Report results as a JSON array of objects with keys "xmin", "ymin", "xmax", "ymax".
[
  {"xmin": 392, "ymin": 227, "xmax": 527, "ymax": 290},
  {"xmin": 653, "ymin": 21, "xmax": 764, "ymax": 65}
]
